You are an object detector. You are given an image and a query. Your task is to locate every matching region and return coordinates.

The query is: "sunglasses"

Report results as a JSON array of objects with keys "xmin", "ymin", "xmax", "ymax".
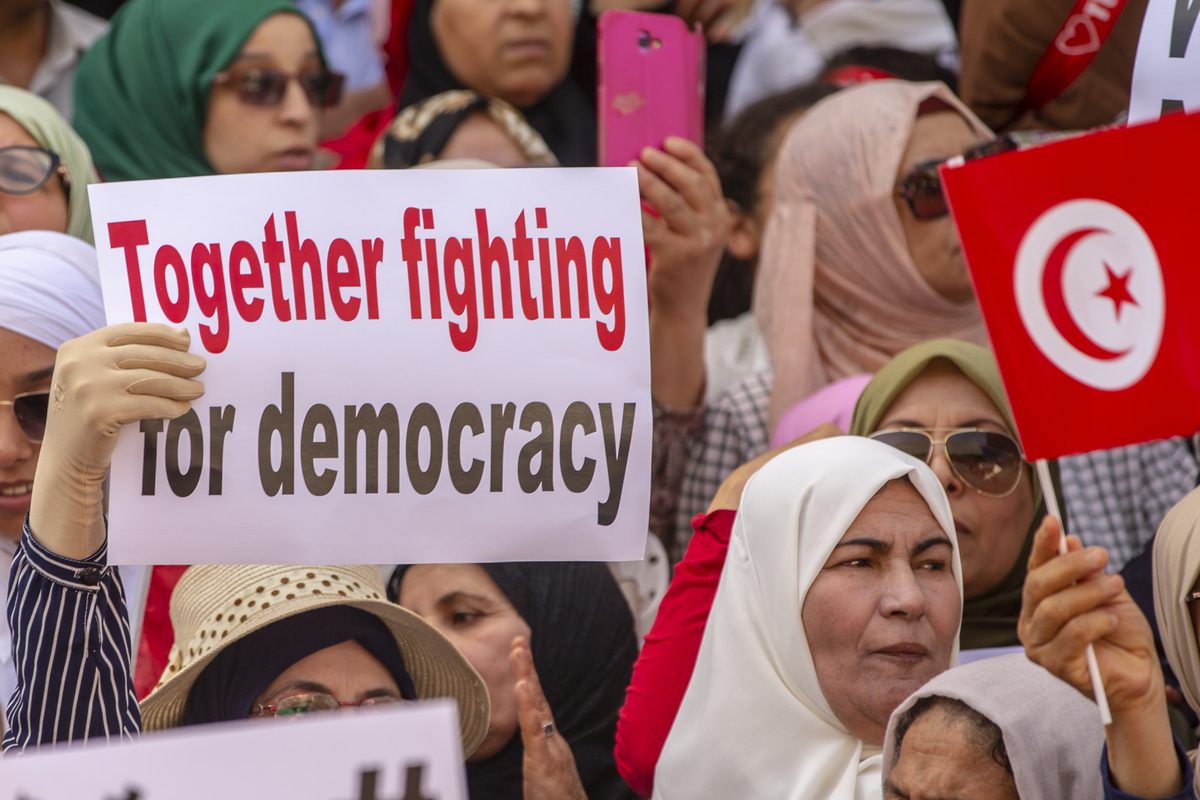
[
  {"xmin": 251, "ymin": 691, "xmax": 405, "ymax": 717},
  {"xmin": 869, "ymin": 427, "xmax": 1025, "ymax": 497},
  {"xmin": 213, "ymin": 67, "xmax": 345, "ymax": 109},
  {"xmin": 1, "ymin": 391, "xmax": 50, "ymax": 444},
  {"xmin": 0, "ymin": 146, "xmax": 68, "ymax": 196},
  {"xmin": 895, "ymin": 136, "xmax": 1018, "ymax": 220}
]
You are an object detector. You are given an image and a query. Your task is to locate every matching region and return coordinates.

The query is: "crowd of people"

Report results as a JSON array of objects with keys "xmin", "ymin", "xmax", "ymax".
[{"xmin": 0, "ymin": 0, "xmax": 1196, "ymax": 797}]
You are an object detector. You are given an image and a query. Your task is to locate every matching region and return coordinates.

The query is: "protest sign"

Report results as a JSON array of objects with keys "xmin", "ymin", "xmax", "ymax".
[
  {"xmin": 1129, "ymin": 0, "xmax": 1200, "ymax": 121},
  {"xmin": 89, "ymin": 168, "xmax": 650, "ymax": 565},
  {"xmin": 0, "ymin": 700, "xmax": 465, "ymax": 800},
  {"xmin": 941, "ymin": 111, "xmax": 1200, "ymax": 460}
]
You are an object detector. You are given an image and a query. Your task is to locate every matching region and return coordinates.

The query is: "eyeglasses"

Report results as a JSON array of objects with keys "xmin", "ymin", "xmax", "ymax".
[
  {"xmin": 0, "ymin": 146, "xmax": 68, "ymax": 196},
  {"xmin": 0, "ymin": 391, "xmax": 50, "ymax": 443},
  {"xmin": 251, "ymin": 691, "xmax": 405, "ymax": 717},
  {"xmin": 869, "ymin": 427, "xmax": 1025, "ymax": 497},
  {"xmin": 213, "ymin": 67, "xmax": 345, "ymax": 109},
  {"xmin": 895, "ymin": 136, "xmax": 1018, "ymax": 220}
]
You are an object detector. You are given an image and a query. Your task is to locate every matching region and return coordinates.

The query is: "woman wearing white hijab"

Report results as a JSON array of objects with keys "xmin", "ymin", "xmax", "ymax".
[
  {"xmin": 0, "ymin": 231, "xmax": 146, "ymax": 727},
  {"xmin": 653, "ymin": 436, "xmax": 963, "ymax": 799},
  {"xmin": 883, "ymin": 653, "xmax": 1106, "ymax": 799}
]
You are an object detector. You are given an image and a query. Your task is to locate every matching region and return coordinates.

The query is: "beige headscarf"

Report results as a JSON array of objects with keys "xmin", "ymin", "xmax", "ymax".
[
  {"xmin": 883, "ymin": 654, "xmax": 1106, "ymax": 799},
  {"xmin": 1152, "ymin": 486, "xmax": 1200, "ymax": 795},
  {"xmin": 753, "ymin": 80, "xmax": 990, "ymax": 431}
]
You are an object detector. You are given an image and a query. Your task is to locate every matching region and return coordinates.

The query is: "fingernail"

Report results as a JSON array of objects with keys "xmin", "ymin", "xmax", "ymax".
[{"xmin": 1086, "ymin": 549, "xmax": 1106, "ymax": 567}]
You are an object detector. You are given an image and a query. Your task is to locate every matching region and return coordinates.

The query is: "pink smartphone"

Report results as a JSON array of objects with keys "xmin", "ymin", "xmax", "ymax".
[{"xmin": 597, "ymin": 10, "xmax": 706, "ymax": 169}]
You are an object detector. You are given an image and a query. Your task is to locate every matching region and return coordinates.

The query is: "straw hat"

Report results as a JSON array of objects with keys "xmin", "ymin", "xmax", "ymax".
[{"xmin": 138, "ymin": 564, "xmax": 490, "ymax": 755}]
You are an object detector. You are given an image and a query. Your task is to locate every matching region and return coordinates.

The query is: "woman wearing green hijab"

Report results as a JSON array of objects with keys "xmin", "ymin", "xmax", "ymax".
[
  {"xmin": 0, "ymin": 86, "xmax": 98, "ymax": 243},
  {"xmin": 850, "ymin": 338, "xmax": 1057, "ymax": 650},
  {"xmin": 73, "ymin": 0, "xmax": 343, "ymax": 181}
]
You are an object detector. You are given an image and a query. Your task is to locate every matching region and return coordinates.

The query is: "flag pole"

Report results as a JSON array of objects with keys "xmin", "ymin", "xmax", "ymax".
[{"xmin": 1034, "ymin": 459, "xmax": 1113, "ymax": 725}]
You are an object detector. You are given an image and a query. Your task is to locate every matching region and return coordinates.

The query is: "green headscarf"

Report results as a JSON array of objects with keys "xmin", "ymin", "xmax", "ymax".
[
  {"xmin": 849, "ymin": 338, "xmax": 1062, "ymax": 650},
  {"xmin": 0, "ymin": 86, "xmax": 99, "ymax": 243},
  {"xmin": 73, "ymin": 0, "xmax": 320, "ymax": 182}
]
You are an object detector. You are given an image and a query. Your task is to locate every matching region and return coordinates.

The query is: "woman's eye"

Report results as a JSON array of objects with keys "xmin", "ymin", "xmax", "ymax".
[
  {"xmin": 838, "ymin": 558, "xmax": 872, "ymax": 569},
  {"xmin": 918, "ymin": 560, "xmax": 947, "ymax": 572},
  {"xmin": 450, "ymin": 610, "xmax": 481, "ymax": 626}
]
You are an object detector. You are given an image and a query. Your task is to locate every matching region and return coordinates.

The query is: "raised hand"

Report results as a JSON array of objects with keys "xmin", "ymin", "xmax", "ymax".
[
  {"xmin": 30, "ymin": 323, "xmax": 205, "ymax": 558},
  {"xmin": 510, "ymin": 636, "xmax": 586, "ymax": 800}
]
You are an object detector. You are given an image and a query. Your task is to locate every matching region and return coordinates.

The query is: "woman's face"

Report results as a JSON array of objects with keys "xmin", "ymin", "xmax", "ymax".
[
  {"xmin": 252, "ymin": 640, "xmax": 403, "ymax": 714},
  {"xmin": 892, "ymin": 110, "xmax": 985, "ymax": 303},
  {"xmin": 203, "ymin": 13, "xmax": 322, "ymax": 175},
  {"xmin": 885, "ymin": 704, "xmax": 1018, "ymax": 800},
  {"xmin": 727, "ymin": 110, "xmax": 805, "ymax": 263},
  {"xmin": 876, "ymin": 362, "xmax": 1036, "ymax": 601},
  {"xmin": 803, "ymin": 479, "xmax": 960, "ymax": 747},
  {"xmin": 438, "ymin": 111, "xmax": 531, "ymax": 167},
  {"xmin": 0, "ymin": 329, "xmax": 54, "ymax": 541},
  {"xmin": 0, "ymin": 113, "xmax": 69, "ymax": 236},
  {"xmin": 399, "ymin": 563, "xmax": 532, "ymax": 760},
  {"xmin": 431, "ymin": 0, "xmax": 573, "ymax": 109}
]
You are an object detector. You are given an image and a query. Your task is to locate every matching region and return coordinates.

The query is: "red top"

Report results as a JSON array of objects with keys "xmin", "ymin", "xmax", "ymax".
[{"xmin": 615, "ymin": 509, "xmax": 735, "ymax": 797}]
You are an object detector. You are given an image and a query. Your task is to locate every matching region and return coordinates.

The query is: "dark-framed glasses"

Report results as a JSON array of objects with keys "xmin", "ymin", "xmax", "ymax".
[
  {"xmin": 895, "ymin": 136, "xmax": 1018, "ymax": 220},
  {"xmin": 214, "ymin": 68, "xmax": 345, "ymax": 109},
  {"xmin": 251, "ymin": 691, "xmax": 406, "ymax": 717},
  {"xmin": 869, "ymin": 427, "xmax": 1025, "ymax": 497},
  {"xmin": 0, "ymin": 146, "xmax": 67, "ymax": 196},
  {"xmin": 1, "ymin": 391, "xmax": 50, "ymax": 443}
]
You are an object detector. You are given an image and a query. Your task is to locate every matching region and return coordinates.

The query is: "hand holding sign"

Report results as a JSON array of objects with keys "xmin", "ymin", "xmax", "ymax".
[
  {"xmin": 511, "ymin": 637, "xmax": 587, "ymax": 800},
  {"xmin": 31, "ymin": 323, "xmax": 205, "ymax": 559}
]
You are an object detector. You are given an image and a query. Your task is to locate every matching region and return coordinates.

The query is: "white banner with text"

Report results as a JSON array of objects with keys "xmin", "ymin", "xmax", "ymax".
[{"xmin": 89, "ymin": 168, "xmax": 650, "ymax": 565}]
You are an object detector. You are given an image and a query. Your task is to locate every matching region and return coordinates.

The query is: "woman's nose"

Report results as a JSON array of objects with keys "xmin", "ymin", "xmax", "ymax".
[
  {"xmin": 879, "ymin": 565, "xmax": 928, "ymax": 619},
  {"xmin": 927, "ymin": 443, "xmax": 963, "ymax": 497},
  {"xmin": 0, "ymin": 406, "xmax": 35, "ymax": 469}
]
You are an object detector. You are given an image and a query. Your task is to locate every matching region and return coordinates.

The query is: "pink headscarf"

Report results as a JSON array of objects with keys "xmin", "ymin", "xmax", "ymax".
[
  {"xmin": 770, "ymin": 373, "xmax": 872, "ymax": 447},
  {"xmin": 753, "ymin": 80, "xmax": 991, "ymax": 431}
]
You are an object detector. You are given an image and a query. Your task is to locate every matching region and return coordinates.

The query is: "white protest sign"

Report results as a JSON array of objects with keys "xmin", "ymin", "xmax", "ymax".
[
  {"xmin": 88, "ymin": 169, "xmax": 650, "ymax": 565},
  {"xmin": 1129, "ymin": 0, "xmax": 1200, "ymax": 121},
  {"xmin": 0, "ymin": 700, "xmax": 465, "ymax": 800}
]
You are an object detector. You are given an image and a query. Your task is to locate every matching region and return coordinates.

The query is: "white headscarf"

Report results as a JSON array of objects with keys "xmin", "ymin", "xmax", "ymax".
[
  {"xmin": 883, "ymin": 654, "xmax": 1106, "ymax": 799},
  {"xmin": 0, "ymin": 230, "xmax": 105, "ymax": 726},
  {"xmin": 0, "ymin": 230, "xmax": 105, "ymax": 349},
  {"xmin": 653, "ymin": 437, "xmax": 962, "ymax": 800}
]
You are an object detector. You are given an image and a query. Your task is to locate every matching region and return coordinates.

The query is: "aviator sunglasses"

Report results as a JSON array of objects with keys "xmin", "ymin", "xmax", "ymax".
[
  {"xmin": 868, "ymin": 427, "xmax": 1025, "ymax": 497},
  {"xmin": 1, "ymin": 391, "xmax": 51, "ymax": 444},
  {"xmin": 895, "ymin": 135, "xmax": 1017, "ymax": 220},
  {"xmin": 0, "ymin": 146, "xmax": 68, "ymax": 196},
  {"xmin": 213, "ymin": 67, "xmax": 345, "ymax": 109}
]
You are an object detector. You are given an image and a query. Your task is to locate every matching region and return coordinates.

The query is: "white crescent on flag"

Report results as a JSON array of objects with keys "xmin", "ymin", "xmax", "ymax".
[{"xmin": 1013, "ymin": 199, "xmax": 1165, "ymax": 391}]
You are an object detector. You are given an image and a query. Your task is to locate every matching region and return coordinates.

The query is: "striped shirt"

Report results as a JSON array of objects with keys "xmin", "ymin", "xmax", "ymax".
[{"xmin": 3, "ymin": 521, "xmax": 140, "ymax": 751}]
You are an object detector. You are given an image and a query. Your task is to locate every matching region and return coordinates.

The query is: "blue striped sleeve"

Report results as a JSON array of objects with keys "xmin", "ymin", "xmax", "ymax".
[{"xmin": 2, "ymin": 519, "xmax": 141, "ymax": 751}]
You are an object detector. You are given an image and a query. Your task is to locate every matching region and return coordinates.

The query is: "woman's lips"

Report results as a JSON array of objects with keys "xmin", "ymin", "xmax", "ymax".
[
  {"xmin": 953, "ymin": 518, "xmax": 972, "ymax": 538},
  {"xmin": 0, "ymin": 482, "xmax": 33, "ymax": 513},
  {"xmin": 273, "ymin": 148, "xmax": 313, "ymax": 171},
  {"xmin": 503, "ymin": 39, "xmax": 550, "ymax": 59},
  {"xmin": 874, "ymin": 642, "xmax": 930, "ymax": 663}
]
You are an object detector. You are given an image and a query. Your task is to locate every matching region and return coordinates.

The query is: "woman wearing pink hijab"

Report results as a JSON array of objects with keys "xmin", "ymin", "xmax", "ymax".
[{"xmin": 672, "ymin": 79, "xmax": 994, "ymax": 552}]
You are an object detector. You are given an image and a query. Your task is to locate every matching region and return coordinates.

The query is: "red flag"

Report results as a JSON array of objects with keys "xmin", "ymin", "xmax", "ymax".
[{"xmin": 942, "ymin": 112, "xmax": 1200, "ymax": 461}]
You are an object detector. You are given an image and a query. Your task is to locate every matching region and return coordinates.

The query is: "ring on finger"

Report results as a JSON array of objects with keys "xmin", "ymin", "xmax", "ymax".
[{"xmin": 542, "ymin": 722, "xmax": 555, "ymax": 737}]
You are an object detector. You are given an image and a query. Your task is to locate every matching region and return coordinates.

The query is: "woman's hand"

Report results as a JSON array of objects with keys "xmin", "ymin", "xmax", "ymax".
[
  {"xmin": 639, "ymin": 138, "xmax": 732, "ymax": 410},
  {"xmin": 30, "ymin": 323, "xmax": 205, "ymax": 559},
  {"xmin": 1018, "ymin": 516, "xmax": 1181, "ymax": 797},
  {"xmin": 511, "ymin": 637, "xmax": 587, "ymax": 800},
  {"xmin": 1019, "ymin": 516, "xmax": 1159, "ymax": 711}
]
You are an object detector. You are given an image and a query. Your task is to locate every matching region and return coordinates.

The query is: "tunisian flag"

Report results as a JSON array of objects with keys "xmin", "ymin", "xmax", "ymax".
[{"xmin": 942, "ymin": 112, "xmax": 1200, "ymax": 461}]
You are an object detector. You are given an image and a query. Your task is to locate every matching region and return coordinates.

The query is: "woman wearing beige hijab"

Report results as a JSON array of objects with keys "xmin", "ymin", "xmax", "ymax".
[
  {"xmin": 674, "ymin": 80, "xmax": 992, "ymax": 549},
  {"xmin": 884, "ymin": 653, "xmax": 1106, "ymax": 799},
  {"xmin": 1019, "ymin": 508, "xmax": 1193, "ymax": 798}
]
